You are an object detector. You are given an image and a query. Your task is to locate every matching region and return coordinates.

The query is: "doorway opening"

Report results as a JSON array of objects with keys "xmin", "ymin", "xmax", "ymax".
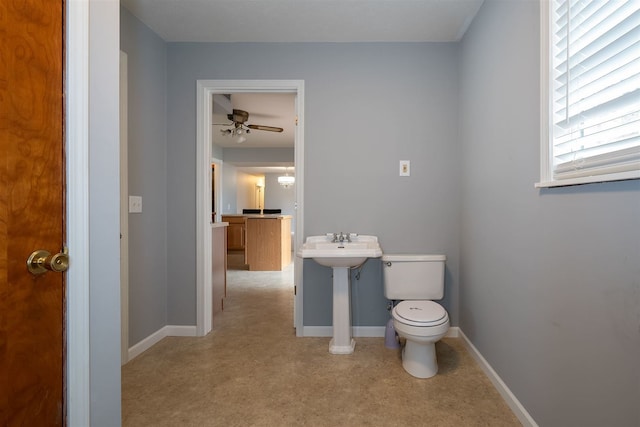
[{"xmin": 195, "ymin": 80, "xmax": 305, "ymax": 336}]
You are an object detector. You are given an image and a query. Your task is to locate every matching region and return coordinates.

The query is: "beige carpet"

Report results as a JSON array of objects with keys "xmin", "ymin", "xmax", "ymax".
[{"xmin": 122, "ymin": 263, "xmax": 521, "ymax": 426}]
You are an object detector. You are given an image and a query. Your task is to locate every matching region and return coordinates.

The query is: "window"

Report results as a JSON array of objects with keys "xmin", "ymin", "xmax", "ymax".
[{"xmin": 538, "ymin": 0, "xmax": 640, "ymax": 187}]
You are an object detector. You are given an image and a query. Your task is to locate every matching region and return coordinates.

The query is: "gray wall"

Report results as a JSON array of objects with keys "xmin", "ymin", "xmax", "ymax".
[
  {"xmin": 459, "ymin": 1, "xmax": 640, "ymax": 426},
  {"xmin": 221, "ymin": 162, "xmax": 238, "ymax": 214},
  {"xmin": 220, "ymin": 147, "xmax": 295, "ymax": 219},
  {"xmin": 222, "ymin": 147, "xmax": 294, "ymax": 165},
  {"xmin": 264, "ymin": 174, "xmax": 295, "ymax": 216},
  {"xmin": 120, "ymin": 3, "xmax": 640, "ymax": 425},
  {"xmin": 264, "ymin": 173, "xmax": 296, "ymax": 240},
  {"xmin": 165, "ymin": 43, "xmax": 461, "ymax": 327},
  {"xmin": 120, "ymin": 8, "xmax": 169, "ymax": 345}
]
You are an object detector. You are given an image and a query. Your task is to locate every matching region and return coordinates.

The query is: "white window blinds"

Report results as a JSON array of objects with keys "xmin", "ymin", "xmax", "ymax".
[{"xmin": 550, "ymin": 0, "xmax": 640, "ymax": 182}]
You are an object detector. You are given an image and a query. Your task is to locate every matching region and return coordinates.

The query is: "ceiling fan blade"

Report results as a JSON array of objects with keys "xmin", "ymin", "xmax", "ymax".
[{"xmin": 247, "ymin": 124, "xmax": 283, "ymax": 133}]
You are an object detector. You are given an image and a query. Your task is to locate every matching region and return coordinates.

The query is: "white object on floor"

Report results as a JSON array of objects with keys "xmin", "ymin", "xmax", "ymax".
[{"xmin": 382, "ymin": 254, "xmax": 449, "ymax": 378}]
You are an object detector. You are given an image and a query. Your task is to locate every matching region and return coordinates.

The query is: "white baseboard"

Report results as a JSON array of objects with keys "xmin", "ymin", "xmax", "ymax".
[
  {"xmin": 303, "ymin": 326, "xmax": 386, "ymax": 337},
  {"xmin": 303, "ymin": 325, "xmax": 460, "ymax": 338},
  {"xmin": 445, "ymin": 326, "xmax": 459, "ymax": 337},
  {"xmin": 459, "ymin": 329, "xmax": 538, "ymax": 427},
  {"xmin": 164, "ymin": 325, "xmax": 198, "ymax": 337},
  {"xmin": 301, "ymin": 326, "xmax": 332, "ymax": 337},
  {"xmin": 127, "ymin": 325, "xmax": 197, "ymax": 362},
  {"xmin": 353, "ymin": 326, "xmax": 386, "ymax": 337}
]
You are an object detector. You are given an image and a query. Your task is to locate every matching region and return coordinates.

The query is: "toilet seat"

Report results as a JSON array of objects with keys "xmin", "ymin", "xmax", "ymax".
[{"xmin": 393, "ymin": 301, "xmax": 448, "ymax": 327}]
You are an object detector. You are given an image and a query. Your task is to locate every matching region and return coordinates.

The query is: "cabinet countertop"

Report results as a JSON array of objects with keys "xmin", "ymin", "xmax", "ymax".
[
  {"xmin": 211, "ymin": 222, "xmax": 229, "ymax": 228},
  {"xmin": 221, "ymin": 214, "xmax": 292, "ymax": 219}
]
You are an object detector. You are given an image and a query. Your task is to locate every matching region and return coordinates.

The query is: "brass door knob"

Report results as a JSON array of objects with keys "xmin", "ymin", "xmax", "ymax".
[{"xmin": 27, "ymin": 248, "xmax": 69, "ymax": 275}]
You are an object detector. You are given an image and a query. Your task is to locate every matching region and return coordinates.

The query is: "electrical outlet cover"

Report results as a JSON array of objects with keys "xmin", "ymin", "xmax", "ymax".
[
  {"xmin": 399, "ymin": 160, "xmax": 410, "ymax": 176},
  {"xmin": 129, "ymin": 195, "xmax": 142, "ymax": 213}
]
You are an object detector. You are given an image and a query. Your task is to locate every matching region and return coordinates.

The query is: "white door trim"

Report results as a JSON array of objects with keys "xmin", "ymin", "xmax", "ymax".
[
  {"xmin": 66, "ymin": 0, "xmax": 91, "ymax": 424},
  {"xmin": 195, "ymin": 80, "xmax": 305, "ymax": 336},
  {"xmin": 211, "ymin": 157, "xmax": 223, "ymax": 224},
  {"xmin": 119, "ymin": 51, "xmax": 129, "ymax": 365}
]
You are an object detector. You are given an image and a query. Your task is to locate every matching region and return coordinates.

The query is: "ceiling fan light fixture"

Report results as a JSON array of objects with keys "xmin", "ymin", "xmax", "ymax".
[{"xmin": 215, "ymin": 108, "xmax": 283, "ymax": 144}]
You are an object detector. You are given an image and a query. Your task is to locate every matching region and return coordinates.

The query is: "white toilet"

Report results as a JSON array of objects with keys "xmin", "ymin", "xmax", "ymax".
[{"xmin": 382, "ymin": 254, "xmax": 449, "ymax": 379}]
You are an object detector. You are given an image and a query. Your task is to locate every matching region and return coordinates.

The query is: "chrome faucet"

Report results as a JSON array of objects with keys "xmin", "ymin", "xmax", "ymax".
[{"xmin": 332, "ymin": 232, "xmax": 351, "ymax": 243}]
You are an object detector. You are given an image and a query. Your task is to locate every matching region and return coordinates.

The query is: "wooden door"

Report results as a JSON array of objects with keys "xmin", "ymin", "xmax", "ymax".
[{"xmin": 0, "ymin": 1, "xmax": 66, "ymax": 425}]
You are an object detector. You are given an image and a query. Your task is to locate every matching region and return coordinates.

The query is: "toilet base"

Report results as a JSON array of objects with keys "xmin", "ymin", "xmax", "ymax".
[
  {"xmin": 402, "ymin": 340, "xmax": 438, "ymax": 379},
  {"xmin": 392, "ymin": 314, "xmax": 449, "ymax": 379}
]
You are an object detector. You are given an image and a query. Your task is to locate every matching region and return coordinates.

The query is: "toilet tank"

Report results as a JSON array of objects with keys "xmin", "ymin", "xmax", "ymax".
[{"xmin": 381, "ymin": 254, "xmax": 446, "ymax": 300}]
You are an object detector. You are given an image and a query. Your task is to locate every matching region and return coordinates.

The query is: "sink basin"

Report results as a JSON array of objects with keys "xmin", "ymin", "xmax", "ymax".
[
  {"xmin": 298, "ymin": 234, "xmax": 383, "ymax": 355},
  {"xmin": 297, "ymin": 235, "xmax": 382, "ymax": 268}
]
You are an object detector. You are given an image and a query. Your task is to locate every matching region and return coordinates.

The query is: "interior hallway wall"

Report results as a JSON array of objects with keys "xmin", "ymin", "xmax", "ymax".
[
  {"xmin": 264, "ymin": 173, "xmax": 296, "ymax": 235},
  {"xmin": 458, "ymin": 1, "xmax": 640, "ymax": 426},
  {"xmin": 120, "ymin": 7, "xmax": 169, "ymax": 346},
  {"xmin": 236, "ymin": 171, "xmax": 262, "ymax": 211},
  {"xmin": 164, "ymin": 42, "xmax": 461, "ymax": 328},
  {"xmin": 221, "ymin": 162, "xmax": 238, "ymax": 214}
]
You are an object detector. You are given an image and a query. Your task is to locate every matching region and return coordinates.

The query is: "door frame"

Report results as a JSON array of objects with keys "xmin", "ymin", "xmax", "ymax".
[
  {"xmin": 120, "ymin": 50, "xmax": 129, "ymax": 365},
  {"xmin": 195, "ymin": 80, "xmax": 305, "ymax": 336},
  {"xmin": 66, "ymin": 0, "xmax": 90, "ymax": 424},
  {"xmin": 211, "ymin": 158, "xmax": 223, "ymax": 223}
]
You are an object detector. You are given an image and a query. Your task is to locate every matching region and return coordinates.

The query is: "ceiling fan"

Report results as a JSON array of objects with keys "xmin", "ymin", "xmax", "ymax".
[{"xmin": 216, "ymin": 109, "xmax": 283, "ymax": 143}]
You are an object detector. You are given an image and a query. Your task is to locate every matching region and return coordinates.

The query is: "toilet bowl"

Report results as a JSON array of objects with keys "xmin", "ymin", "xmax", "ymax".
[
  {"xmin": 382, "ymin": 254, "xmax": 449, "ymax": 379},
  {"xmin": 392, "ymin": 300, "xmax": 449, "ymax": 378}
]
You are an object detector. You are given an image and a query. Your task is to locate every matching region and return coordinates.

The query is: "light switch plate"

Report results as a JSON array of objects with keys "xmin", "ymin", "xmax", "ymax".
[
  {"xmin": 399, "ymin": 160, "xmax": 410, "ymax": 176},
  {"xmin": 129, "ymin": 195, "xmax": 142, "ymax": 213}
]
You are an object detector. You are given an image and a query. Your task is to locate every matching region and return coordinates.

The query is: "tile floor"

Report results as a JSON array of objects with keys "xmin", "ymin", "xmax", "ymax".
[{"xmin": 122, "ymin": 261, "xmax": 521, "ymax": 426}]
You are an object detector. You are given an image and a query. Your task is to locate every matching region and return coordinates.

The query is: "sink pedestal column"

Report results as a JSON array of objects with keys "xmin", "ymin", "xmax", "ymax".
[{"xmin": 329, "ymin": 267, "xmax": 355, "ymax": 354}]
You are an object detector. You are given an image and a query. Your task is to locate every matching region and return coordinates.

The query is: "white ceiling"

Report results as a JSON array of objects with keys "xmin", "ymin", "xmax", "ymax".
[
  {"xmin": 213, "ymin": 93, "xmax": 295, "ymax": 149},
  {"xmin": 121, "ymin": 0, "xmax": 484, "ymax": 43}
]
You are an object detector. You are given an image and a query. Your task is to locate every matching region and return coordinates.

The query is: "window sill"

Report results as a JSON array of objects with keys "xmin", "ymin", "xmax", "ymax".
[{"xmin": 535, "ymin": 171, "xmax": 640, "ymax": 188}]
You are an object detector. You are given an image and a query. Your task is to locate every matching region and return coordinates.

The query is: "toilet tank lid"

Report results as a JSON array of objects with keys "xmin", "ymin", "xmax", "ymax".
[{"xmin": 381, "ymin": 254, "xmax": 446, "ymax": 262}]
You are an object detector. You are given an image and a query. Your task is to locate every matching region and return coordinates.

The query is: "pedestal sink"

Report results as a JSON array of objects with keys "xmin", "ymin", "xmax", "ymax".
[{"xmin": 298, "ymin": 235, "xmax": 382, "ymax": 354}]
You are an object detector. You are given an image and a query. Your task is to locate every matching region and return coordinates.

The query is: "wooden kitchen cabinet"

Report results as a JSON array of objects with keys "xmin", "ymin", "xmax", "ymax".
[
  {"xmin": 211, "ymin": 224, "xmax": 227, "ymax": 320},
  {"xmin": 222, "ymin": 214, "xmax": 292, "ymax": 271},
  {"xmin": 246, "ymin": 216, "xmax": 291, "ymax": 271},
  {"xmin": 222, "ymin": 215, "xmax": 246, "ymax": 250}
]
